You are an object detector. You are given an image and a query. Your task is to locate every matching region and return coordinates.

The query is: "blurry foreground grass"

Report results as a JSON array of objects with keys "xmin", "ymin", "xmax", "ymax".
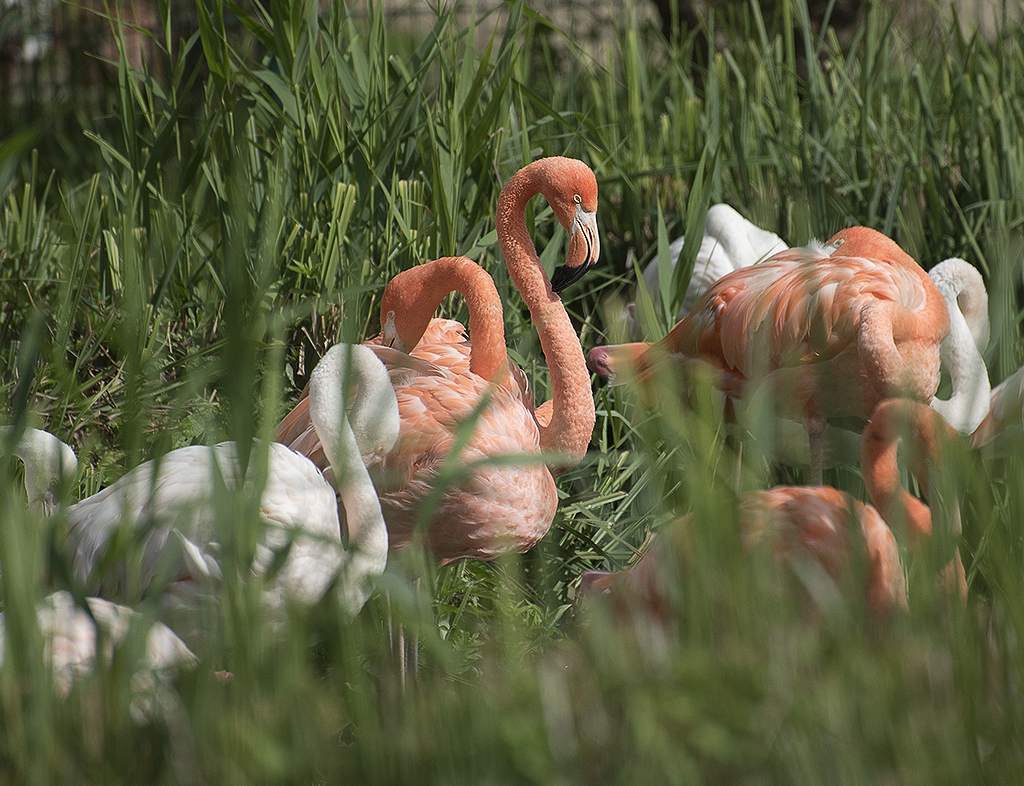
[{"xmin": 0, "ymin": 0, "xmax": 1023, "ymax": 782}]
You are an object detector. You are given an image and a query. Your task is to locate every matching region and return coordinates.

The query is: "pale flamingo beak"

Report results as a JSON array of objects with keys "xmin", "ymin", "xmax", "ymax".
[
  {"xmin": 382, "ymin": 309, "xmax": 408, "ymax": 352},
  {"xmin": 587, "ymin": 342, "xmax": 650, "ymax": 383},
  {"xmin": 552, "ymin": 206, "xmax": 600, "ymax": 292},
  {"xmin": 587, "ymin": 345, "xmax": 617, "ymax": 379}
]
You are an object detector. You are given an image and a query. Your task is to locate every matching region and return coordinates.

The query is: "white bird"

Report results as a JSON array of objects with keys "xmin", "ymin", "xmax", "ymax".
[
  {"xmin": 5, "ymin": 343, "xmax": 399, "ymax": 619},
  {"xmin": 0, "ymin": 424, "xmax": 77, "ymax": 514},
  {"xmin": 927, "ymin": 257, "xmax": 991, "ymax": 435},
  {"xmin": 970, "ymin": 363, "xmax": 1024, "ymax": 454},
  {"xmin": 628, "ymin": 203, "xmax": 787, "ymax": 338},
  {"xmin": 0, "ymin": 591, "xmax": 196, "ymax": 701}
]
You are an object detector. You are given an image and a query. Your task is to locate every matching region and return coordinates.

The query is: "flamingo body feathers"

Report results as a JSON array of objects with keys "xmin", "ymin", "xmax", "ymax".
[
  {"xmin": 274, "ymin": 158, "xmax": 599, "ymax": 564},
  {"xmin": 7, "ymin": 345, "xmax": 398, "ymax": 618},
  {"xmin": 0, "ymin": 591, "xmax": 196, "ymax": 700}
]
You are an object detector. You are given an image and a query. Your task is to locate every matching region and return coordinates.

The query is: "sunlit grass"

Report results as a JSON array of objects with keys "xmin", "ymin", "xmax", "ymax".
[{"xmin": 0, "ymin": 0, "xmax": 1023, "ymax": 782}]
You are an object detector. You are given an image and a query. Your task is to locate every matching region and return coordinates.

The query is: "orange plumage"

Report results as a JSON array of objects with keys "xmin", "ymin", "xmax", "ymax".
[
  {"xmin": 275, "ymin": 157, "xmax": 600, "ymax": 563},
  {"xmin": 581, "ymin": 484, "xmax": 908, "ymax": 623},
  {"xmin": 581, "ymin": 397, "xmax": 967, "ymax": 624},
  {"xmin": 589, "ymin": 227, "xmax": 950, "ymax": 480}
]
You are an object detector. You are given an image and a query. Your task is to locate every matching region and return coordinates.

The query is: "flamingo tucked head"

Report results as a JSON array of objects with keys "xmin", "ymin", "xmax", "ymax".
[
  {"xmin": 378, "ymin": 256, "xmax": 502, "ymax": 355},
  {"xmin": 523, "ymin": 157, "xmax": 600, "ymax": 292},
  {"xmin": 379, "ymin": 266, "xmax": 444, "ymax": 354},
  {"xmin": 824, "ymin": 226, "xmax": 919, "ymax": 269}
]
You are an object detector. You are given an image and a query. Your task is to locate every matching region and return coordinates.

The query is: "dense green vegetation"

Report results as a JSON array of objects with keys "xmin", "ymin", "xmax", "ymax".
[{"xmin": 1, "ymin": 0, "xmax": 1022, "ymax": 782}]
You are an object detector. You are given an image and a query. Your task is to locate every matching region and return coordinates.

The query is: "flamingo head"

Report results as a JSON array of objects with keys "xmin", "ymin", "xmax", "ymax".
[
  {"xmin": 537, "ymin": 157, "xmax": 601, "ymax": 292},
  {"xmin": 379, "ymin": 257, "xmax": 502, "ymax": 357},
  {"xmin": 379, "ymin": 262, "xmax": 442, "ymax": 352},
  {"xmin": 824, "ymin": 226, "xmax": 919, "ymax": 269}
]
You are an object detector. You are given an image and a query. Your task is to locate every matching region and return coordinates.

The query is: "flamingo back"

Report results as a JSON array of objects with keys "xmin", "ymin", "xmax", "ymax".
[
  {"xmin": 645, "ymin": 229, "xmax": 947, "ymax": 421},
  {"xmin": 275, "ymin": 337, "xmax": 557, "ymax": 563},
  {"xmin": 740, "ymin": 486, "xmax": 907, "ymax": 616}
]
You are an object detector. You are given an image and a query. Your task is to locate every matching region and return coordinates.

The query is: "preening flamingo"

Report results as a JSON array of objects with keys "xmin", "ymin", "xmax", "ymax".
[
  {"xmin": 1, "ymin": 424, "xmax": 78, "ymax": 514},
  {"xmin": 581, "ymin": 484, "xmax": 908, "ymax": 622},
  {"xmin": 7, "ymin": 343, "xmax": 399, "ymax": 617},
  {"xmin": 581, "ymin": 397, "xmax": 966, "ymax": 621},
  {"xmin": 274, "ymin": 157, "xmax": 600, "ymax": 564},
  {"xmin": 0, "ymin": 591, "xmax": 196, "ymax": 701},
  {"xmin": 927, "ymin": 258, "xmax": 990, "ymax": 435},
  {"xmin": 969, "ymin": 364, "xmax": 1024, "ymax": 453},
  {"xmin": 759, "ymin": 256, "xmax": 991, "ymax": 467},
  {"xmin": 627, "ymin": 203, "xmax": 786, "ymax": 338},
  {"xmin": 589, "ymin": 227, "xmax": 949, "ymax": 483}
]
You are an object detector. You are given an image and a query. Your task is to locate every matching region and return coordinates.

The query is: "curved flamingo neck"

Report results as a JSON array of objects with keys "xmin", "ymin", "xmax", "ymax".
[
  {"xmin": 928, "ymin": 259, "xmax": 991, "ymax": 434},
  {"xmin": 862, "ymin": 429, "xmax": 933, "ymax": 546},
  {"xmin": 4, "ymin": 426, "xmax": 78, "ymax": 512},
  {"xmin": 380, "ymin": 257, "xmax": 507, "ymax": 382},
  {"xmin": 496, "ymin": 162, "xmax": 595, "ymax": 469},
  {"xmin": 862, "ymin": 400, "xmax": 956, "ymax": 547},
  {"xmin": 309, "ymin": 345, "xmax": 395, "ymax": 594}
]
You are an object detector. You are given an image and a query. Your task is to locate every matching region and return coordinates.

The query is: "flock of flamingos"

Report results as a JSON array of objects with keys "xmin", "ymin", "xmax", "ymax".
[{"xmin": 2, "ymin": 156, "xmax": 1023, "ymax": 695}]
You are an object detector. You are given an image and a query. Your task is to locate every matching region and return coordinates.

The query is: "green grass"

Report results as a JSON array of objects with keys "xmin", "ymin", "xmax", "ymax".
[{"xmin": 1, "ymin": 0, "xmax": 1023, "ymax": 782}]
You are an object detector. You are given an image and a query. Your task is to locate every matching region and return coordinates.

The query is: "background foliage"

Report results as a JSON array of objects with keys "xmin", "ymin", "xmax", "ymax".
[{"xmin": 1, "ymin": 0, "xmax": 1023, "ymax": 782}]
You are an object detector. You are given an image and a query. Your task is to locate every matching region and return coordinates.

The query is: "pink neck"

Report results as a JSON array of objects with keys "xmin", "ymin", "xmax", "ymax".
[
  {"xmin": 381, "ymin": 257, "xmax": 507, "ymax": 381},
  {"xmin": 863, "ymin": 435, "xmax": 933, "ymax": 546},
  {"xmin": 496, "ymin": 167, "xmax": 595, "ymax": 470},
  {"xmin": 862, "ymin": 401, "xmax": 956, "ymax": 547}
]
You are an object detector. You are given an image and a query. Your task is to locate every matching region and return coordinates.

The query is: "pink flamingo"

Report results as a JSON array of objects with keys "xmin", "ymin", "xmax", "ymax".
[
  {"xmin": 275, "ymin": 157, "xmax": 600, "ymax": 563},
  {"xmin": 582, "ymin": 485, "xmax": 907, "ymax": 623},
  {"xmin": 581, "ymin": 398, "xmax": 965, "ymax": 621},
  {"xmin": 588, "ymin": 227, "xmax": 950, "ymax": 483}
]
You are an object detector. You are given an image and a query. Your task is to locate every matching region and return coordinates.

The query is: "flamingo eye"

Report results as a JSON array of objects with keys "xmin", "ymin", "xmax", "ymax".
[
  {"xmin": 573, "ymin": 194, "xmax": 582, "ymax": 205},
  {"xmin": 833, "ymin": 238, "xmax": 845, "ymax": 248}
]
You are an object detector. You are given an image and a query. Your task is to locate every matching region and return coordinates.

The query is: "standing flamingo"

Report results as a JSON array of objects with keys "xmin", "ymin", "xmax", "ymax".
[
  {"xmin": 756, "ymin": 256, "xmax": 990, "ymax": 462},
  {"xmin": 589, "ymin": 227, "xmax": 949, "ymax": 483},
  {"xmin": 274, "ymin": 157, "xmax": 600, "ymax": 563},
  {"xmin": 6, "ymin": 343, "xmax": 399, "ymax": 618},
  {"xmin": 656, "ymin": 255, "xmax": 990, "ymax": 470}
]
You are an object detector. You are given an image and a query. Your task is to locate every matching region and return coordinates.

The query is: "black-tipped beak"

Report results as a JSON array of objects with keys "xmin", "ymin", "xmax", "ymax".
[
  {"xmin": 551, "ymin": 260, "xmax": 593, "ymax": 292},
  {"xmin": 551, "ymin": 206, "xmax": 600, "ymax": 293}
]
